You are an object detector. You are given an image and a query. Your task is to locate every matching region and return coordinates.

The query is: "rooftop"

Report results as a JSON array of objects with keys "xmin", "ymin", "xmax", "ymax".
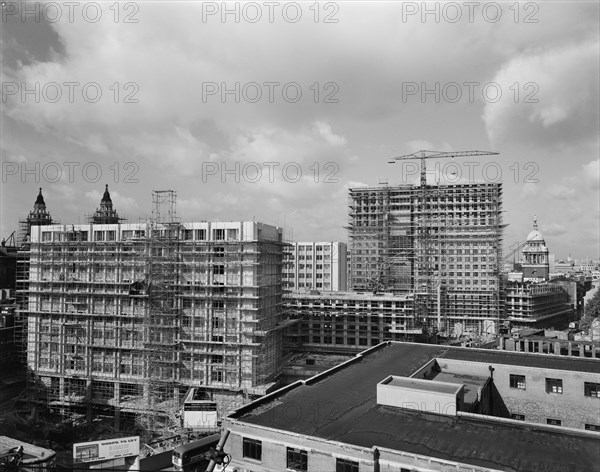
[
  {"xmin": 381, "ymin": 375, "xmax": 462, "ymax": 395},
  {"xmin": 286, "ymin": 290, "xmax": 413, "ymax": 301},
  {"xmin": 231, "ymin": 342, "xmax": 600, "ymax": 472}
]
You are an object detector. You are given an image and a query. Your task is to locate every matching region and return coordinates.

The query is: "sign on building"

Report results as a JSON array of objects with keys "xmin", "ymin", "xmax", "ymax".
[{"xmin": 73, "ymin": 436, "xmax": 139, "ymax": 464}]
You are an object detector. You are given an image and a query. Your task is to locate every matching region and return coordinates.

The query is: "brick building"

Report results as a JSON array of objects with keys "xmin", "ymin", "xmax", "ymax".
[{"xmin": 223, "ymin": 342, "xmax": 600, "ymax": 472}]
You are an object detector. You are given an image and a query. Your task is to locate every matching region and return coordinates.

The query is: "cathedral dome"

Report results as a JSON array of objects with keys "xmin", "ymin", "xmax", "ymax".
[{"xmin": 526, "ymin": 230, "xmax": 544, "ymax": 241}]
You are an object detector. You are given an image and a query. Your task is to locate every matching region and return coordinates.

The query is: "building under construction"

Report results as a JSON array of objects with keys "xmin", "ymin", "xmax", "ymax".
[
  {"xmin": 347, "ymin": 181, "xmax": 504, "ymax": 336},
  {"xmin": 16, "ymin": 189, "xmax": 288, "ymax": 432}
]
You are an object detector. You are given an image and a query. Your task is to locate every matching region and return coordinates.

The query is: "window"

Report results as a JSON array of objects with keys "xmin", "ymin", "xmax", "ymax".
[
  {"xmin": 336, "ymin": 458, "xmax": 359, "ymax": 472},
  {"xmin": 286, "ymin": 447, "xmax": 307, "ymax": 471},
  {"xmin": 585, "ymin": 424, "xmax": 600, "ymax": 431},
  {"xmin": 242, "ymin": 438, "xmax": 262, "ymax": 461},
  {"xmin": 546, "ymin": 418, "xmax": 561, "ymax": 426},
  {"xmin": 584, "ymin": 382, "xmax": 600, "ymax": 397},
  {"xmin": 546, "ymin": 378, "xmax": 563, "ymax": 394},
  {"xmin": 510, "ymin": 374, "xmax": 526, "ymax": 390},
  {"xmin": 511, "ymin": 414, "xmax": 525, "ymax": 421}
]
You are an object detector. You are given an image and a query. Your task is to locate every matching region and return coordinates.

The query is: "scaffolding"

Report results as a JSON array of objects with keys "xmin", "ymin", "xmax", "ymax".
[
  {"xmin": 17, "ymin": 197, "xmax": 288, "ymax": 435},
  {"xmin": 136, "ymin": 190, "xmax": 183, "ymax": 434},
  {"xmin": 347, "ymin": 182, "xmax": 504, "ymax": 337}
]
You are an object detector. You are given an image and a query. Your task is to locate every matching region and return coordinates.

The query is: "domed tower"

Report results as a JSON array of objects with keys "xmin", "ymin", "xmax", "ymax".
[
  {"xmin": 522, "ymin": 215, "xmax": 549, "ymax": 282},
  {"xmin": 90, "ymin": 184, "xmax": 121, "ymax": 224}
]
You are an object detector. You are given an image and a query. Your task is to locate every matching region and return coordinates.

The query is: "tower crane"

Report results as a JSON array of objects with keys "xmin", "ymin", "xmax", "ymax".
[
  {"xmin": 388, "ymin": 150, "xmax": 499, "ymax": 186},
  {"xmin": 386, "ymin": 149, "xmax": 500, "ymax": 336}
]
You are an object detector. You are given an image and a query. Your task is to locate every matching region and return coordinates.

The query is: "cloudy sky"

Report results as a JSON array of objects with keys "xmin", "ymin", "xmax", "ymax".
[{"xmin": 1, "ymin": 1, "xmax": 598, "ymax": 259}]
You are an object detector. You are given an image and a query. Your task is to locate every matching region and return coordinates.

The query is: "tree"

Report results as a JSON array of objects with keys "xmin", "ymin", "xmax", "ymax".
[{"xmin": 579, "ymin": 288, "xmax": 600, "ymax": 331}]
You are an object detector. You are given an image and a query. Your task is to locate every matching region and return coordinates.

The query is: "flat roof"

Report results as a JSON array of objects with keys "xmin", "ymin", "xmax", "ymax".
[
  {"xmin": 428, "ymin": 372, "xmax": 488, "ymax": 407},
  {"xmin": 286, "ymin": 291, "xmax": 413, "ymax": 301},
  {"xmin": 232, "ymin": 342, "xmax": 600, "ymax": 471},
  {"xmin": 382, "ymin": 376, "xmax": 462, "ymax": 395},
  {"xmin": 439, "ymin": 347, "xmax": 600, "ymax": 374}
]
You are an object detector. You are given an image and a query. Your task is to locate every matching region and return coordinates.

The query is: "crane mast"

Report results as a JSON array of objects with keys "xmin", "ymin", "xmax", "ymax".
[{"xmin": 387, "ymin": 149, "xmax": 500, "ymax": 335}]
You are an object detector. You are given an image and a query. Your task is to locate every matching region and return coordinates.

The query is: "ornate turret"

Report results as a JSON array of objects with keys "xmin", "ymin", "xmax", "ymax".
[
  {"xmin": 26, "ymin": 188, "xmax": 53, "ymax": 226},
  {"xmin": 90, "ymin": 184, "xmax": 121, "ymax": 224},
  {"xmin": 522, "ymin": 215, "xmax": 550, "ymax": 282},
  {"xmin": 19, "ymin": 188, "xmax": 53, "ymax": 244}
]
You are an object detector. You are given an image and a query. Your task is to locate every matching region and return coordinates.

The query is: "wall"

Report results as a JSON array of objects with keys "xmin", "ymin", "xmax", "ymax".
[{"xmin": 436, "ymin": 357, "xmax": 600, "ymax": 429}]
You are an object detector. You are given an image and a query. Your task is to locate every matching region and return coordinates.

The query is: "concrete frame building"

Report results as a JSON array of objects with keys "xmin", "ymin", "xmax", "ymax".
[
  {"xmin": 17, "ymin": 190, "xmax": 288, "ymax": 429},
  {"xmin": 283, "ymin": 242, "xmax": 347, "ymax": 291},
  {"xmin": 284, "ymin": 291, "xmax": 420, "ymax": 353},
  {"xmin": 224, "ymin": 342, "xmax": 600, "ymax": 472},
  {"xmin": 505, "ymin": 282, "xmax": 573, "ymax": 329},
  {"xmin": 347, "ymin": 183, "xmax": 503, "ymax": 336}
]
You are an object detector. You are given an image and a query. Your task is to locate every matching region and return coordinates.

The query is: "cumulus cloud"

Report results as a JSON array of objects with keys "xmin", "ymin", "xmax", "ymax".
[
  {"xmin": 582, "ymin": 159, "xmax": 600, "ymax": 189},
  {"xmin": 543, "ymin": 223, "xmax": 568, "ymax": 237},
  {"xmin": 483, "ymin": 39, "xmax": 599, "ymax": 147},
  {"xmin": 312, "ymin": 121, "xmax": 347, "ymax": 147},
  {"xmin": 1, "ymin": 2, "xmax": 598, "ymax": 251}
]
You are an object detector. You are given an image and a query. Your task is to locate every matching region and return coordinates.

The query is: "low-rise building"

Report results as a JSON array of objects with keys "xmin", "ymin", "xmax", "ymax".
[
  {"xmin": 283, "ymin": 291, "xmax": 421, "ymax": 353},
  {"xmin": 504, "ymin": 282, "xmax": 573, "ymax": 329},
  {"xmin": 223, "ymin": 342, "xmax": 600, "ymax": 472}
]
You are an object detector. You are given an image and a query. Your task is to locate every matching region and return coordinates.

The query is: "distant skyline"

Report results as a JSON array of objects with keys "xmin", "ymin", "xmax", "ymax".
[{"xmin": 1, "ymin": 1, "xmax": 598, "ymax": 259}]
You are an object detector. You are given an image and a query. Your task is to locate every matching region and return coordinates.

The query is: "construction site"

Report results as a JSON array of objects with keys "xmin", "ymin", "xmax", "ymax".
[
  {"xmin": 12, "ymin": 189, "xmax": 289, "ymax": 442},
  {"xmin": 346, "ymin": 151, "xmax": 505, "ymax": 337},
  {"xmin": 4, "ymin": 151, "xmax": 506, "ymax": 454}
]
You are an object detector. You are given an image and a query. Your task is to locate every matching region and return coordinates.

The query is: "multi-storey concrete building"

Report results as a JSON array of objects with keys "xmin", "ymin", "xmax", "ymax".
[
  {"xmin": 347, "ymin": 183, "xmax": 503, "ymax": 335},
  {"xmin": 18, "ymin": 190, "xmax": 288, "ymax": 429},
  {"xmin": 505, "ymin": 282, "xmax": 573, "ymax": 329},
  {"xmin": 283, "ymin": 242, "xmax": 347, "ymax": 291},
  {"xmin": 223, "ymin": 342, "xmax": 600, "ymax": 472},
  {"xmin": 284, "ymin": 291, "xmax": 420, "ymax": 352}
]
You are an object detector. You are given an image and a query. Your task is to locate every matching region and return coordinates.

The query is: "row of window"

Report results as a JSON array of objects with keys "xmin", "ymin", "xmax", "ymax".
[
  {"xmin": 287, "ymin": 283, "xmax": 332, "ymax": 289},
  {"xmin": 296, "ymin": 255, "xmax": 331, "ymax": 260},
  {"xmin": 41, "ymin": 228, "xmax": 243, "ymax": 243},
  {"xmin": 290, "ymin": 245, "xmax": 334, "ymax": 252},
  {"xmin": 510, "ymin": 415, "xmax": 599, "ymax": 430},
  {"xmin": 242, "ymin": 439, "xmax": 358, "ymax": 472},
  {"xmin": 509, "ymin": 375, "xmax": 599, "ymax": 397}
]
